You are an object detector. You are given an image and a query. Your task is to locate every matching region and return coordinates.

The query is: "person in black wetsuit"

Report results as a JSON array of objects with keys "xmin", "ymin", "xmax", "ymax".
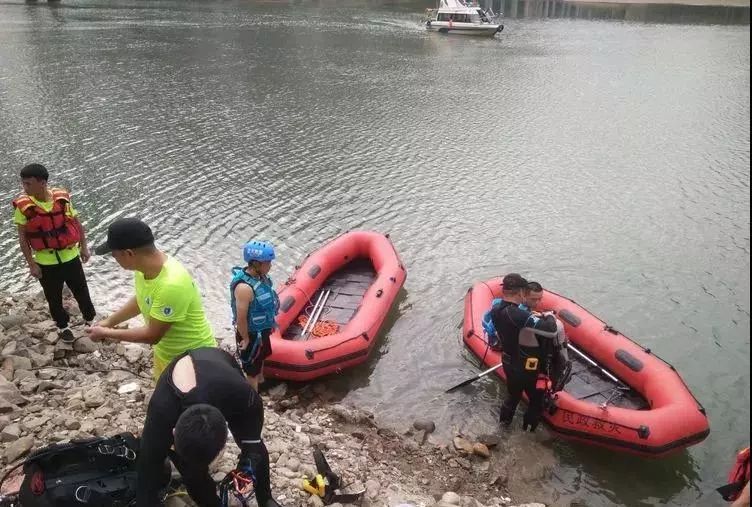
[
  {"xmin": 135, "ymin": 347, "xmax": 278, "ymax": 507},
  {"xmin": 490, "ymin": 273, "xmax": 559, "ymax": 432},
  {"xmin": 523, "ymin": 281, "xmax": 571, "ymax": 387}
]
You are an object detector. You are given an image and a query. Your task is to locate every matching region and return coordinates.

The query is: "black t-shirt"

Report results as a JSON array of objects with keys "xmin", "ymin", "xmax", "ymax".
[{"xmin": 136, "ymin": 347, "xmax": 271, "ymax": 507}]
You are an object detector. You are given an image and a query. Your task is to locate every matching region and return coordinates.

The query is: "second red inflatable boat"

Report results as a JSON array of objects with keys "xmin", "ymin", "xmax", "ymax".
[
  {"xmin": 264, "ymin": 231, "xmax": 406, "ymax": 381},
  {"xmin": 463, "ymin": 277, "xmax": 710, "ymax": 457}
]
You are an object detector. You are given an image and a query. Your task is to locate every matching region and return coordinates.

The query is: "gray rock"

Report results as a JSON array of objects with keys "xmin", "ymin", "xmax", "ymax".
[
  {"xmin": 460, "ymin": 497, "xmax": 481, "ymax": 507},
  {"xmin": 93, "ymin": 404, "xmax": 113, "ymax": 419},
  {"xmin": 55, "ymin": 340, "xmax": 74, "ymax": 355},
  {"xmin": 44, "ymin": 331, "xmax": 59, "ymax": 345},
  {"xmin": 1, "ymin": 341, "xmax": 17, "ymax": 356},
  {"xmin": 29, "ymin": 350, "xmax": 53, "ymax": 368},
  {"xmin": 299, "ymin": 464, "xmax": 317, "ymax": 478},
  {"xmin": 276, "ymin": 467, "xmax": 298, "ymax": 479},
  {"xmin": 307, "ymin": 495, "xmax": 325, "ymax": 507},
  {"xmin": 1, "ymin": 422, "xmax": 20, "ymax": 441},
  {"xmin": 0, "ymin": 314, "xmax": 25, "ymax": 330},
  {"xmin": 295, "ymin": 432, "xmax": 311, "ymax": 446},
  {"xmin": 37, "ymin": 368, "xmax": 59, "ymax": 380},
  {"xmin": 124, "ymin": 345, "xmax": 142, "ymax": 364},
  {"xmin": 279, "ymin": 396, "xmax": 299, "ymax": 409},
  {"xmin": 19, "ymin": 378, "xmax": 41, "ymax": 395},
  {"xmin": 308, "ymin": 424, "xmax": 325, "ymax": 435},
  {"xmin": 106, "ymin": 370, "xmax": 133, "ymax": 383},
  {"xmin": 455, "ymin": 457, "xmax": 472, "ymax": 470},
  {"xmin": 0, "ymin": 415, "xmax": 10, "ymax": 431},
  {"xmin": 37, "ymin": 380, "xmax": 64, "ymax": 392},
  {"xmin": 266, "ymin": 440, "xmax": 288, "ymax": 455},
  {"xmin": 0, "ymin": 400, "xmax": 20, "ymax": 415},
  {"xmin": 4, "ymin": 435, "xmax": 34, "ymax": 462},
  {"xmin": 413, "ymin": 419, "xmax": 436, "ymax": 434},
  {"xmin": 330, "ymin": 405, "xmax": 355, "ymax": 423},
  {"xmin": 80, "ymin": 420, "xmax": 96, "ymax": 434},
  {"xmin": 286, "ymin": 457, "xmax": 301, "ymax": 472},
  {"xmin": 1, "ymin": 358, "xmax": 13, "ymax": 380},
  {"xmin": 22, "ymin": 415, "xmax": 50, "ymax": 432},
  {"xmin": 268, "ymin": 383, "xmax": 288, "ymax": 401},
  {"xmin": 5, "ymin": 355, "xmax": 32, "ymax": 371},
  {"xmin": 84, "ymin": 387, "xmax": 106, "ymax": 408},
  {"xmin": 0, "ymin": 374, "xmax": 27, "ymax": 405},
  {"xmin": 67, "ymin": 398, "xmax": 85, "ymax": 411},
  {"xmin": 510, "ymin": 504, "xmax": 546, "ymax": 507},
  {"xmin": 93, "ymin": 418, "xmax": 108, "ymax": 436},
  {"xmin": 117, "ymin": 382, "xmax": 140, "ymax": 395},
  {"xmin": 13, "ymin": 369, "xmax": 35, "ymax": 382},
  {"xmin": 365, "ymin": 479, "xmax": 380, "ymax": 500},
  {"xmin": 276, "ymin": 453, "xmax": 290, "ymax": 468},
  {"xmin": 404, "ymin": 438, "xmax": 420, "ymax": 452},
  {"xmin": 476, "ymin": 434, "xmax": 501, "ymax": 448},
  {"xmin": 73, "ymin": 337, "xmax": 98, "ymax": 353},
  {"xmin": 441, "ymin": 492, "xmax": 461, "ymax": 506},
  {"xmin": 27, "ymin": 321, "xmax": 56, "ymax": 339}
]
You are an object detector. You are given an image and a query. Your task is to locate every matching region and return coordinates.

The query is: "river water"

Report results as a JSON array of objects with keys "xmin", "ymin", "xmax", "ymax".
[{"xmin": 0, "ymin": 1, "xmax": 749, "ymax": 505}]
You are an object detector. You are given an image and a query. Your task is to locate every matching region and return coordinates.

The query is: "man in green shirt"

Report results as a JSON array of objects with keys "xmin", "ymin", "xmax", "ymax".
[
  {"xmin": 12, "ymin": 163, "xmax": 96, "ymax": 343},
  {"xmin": 87, "ymin": 218, "xmax": 216, "ymax": 378}
]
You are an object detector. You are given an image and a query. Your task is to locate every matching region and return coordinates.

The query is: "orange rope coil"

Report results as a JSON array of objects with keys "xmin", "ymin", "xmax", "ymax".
[{"xmin": 298, "ymin": 315, "xmax": 339, "ymax": 338}]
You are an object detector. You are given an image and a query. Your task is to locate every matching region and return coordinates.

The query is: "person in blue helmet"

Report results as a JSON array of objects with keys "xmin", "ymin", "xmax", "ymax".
[{"xmin": 230, "ymin": 241, "xmax": 280, "ymax": 391}]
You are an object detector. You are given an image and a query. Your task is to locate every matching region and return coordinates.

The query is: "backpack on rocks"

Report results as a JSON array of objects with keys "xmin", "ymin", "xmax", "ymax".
[{"xmin": 17, "ymin": 432, "xmax": 150, "ymax": 507}]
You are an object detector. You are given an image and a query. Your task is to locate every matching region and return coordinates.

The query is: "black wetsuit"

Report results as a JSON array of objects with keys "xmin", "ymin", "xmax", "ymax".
[
  {"xmin": 136, "ymin": 347, "xmax": 271, "ymax": 507},
  {"xmin": 490, "ymin": 301, "xmax": 558, "ymax": 430}
]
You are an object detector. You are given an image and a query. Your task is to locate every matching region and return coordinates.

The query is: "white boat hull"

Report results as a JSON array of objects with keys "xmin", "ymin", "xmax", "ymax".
[{"xmin": 425, "ymin": 22, "xmax": 503, "ymax": 36}]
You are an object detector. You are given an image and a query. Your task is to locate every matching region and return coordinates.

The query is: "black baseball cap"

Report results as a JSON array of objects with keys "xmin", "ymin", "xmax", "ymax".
[
  {"xmin": 94, "ymin": 218, "xmax": 155, "ymax": 255},
  {"xmin": 502, "ymin": 273, "xmax": 529, "ymax": 290}
]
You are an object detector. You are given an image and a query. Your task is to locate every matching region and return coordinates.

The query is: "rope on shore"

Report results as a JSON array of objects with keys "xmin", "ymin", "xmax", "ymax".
[{"xmin": 28, "ymin": 364, "xmax": 152, "ymax": 380}]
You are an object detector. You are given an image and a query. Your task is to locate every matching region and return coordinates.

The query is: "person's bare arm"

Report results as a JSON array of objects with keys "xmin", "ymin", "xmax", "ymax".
[
  {"xmin": 17, "ymin": 225, "xmax": 40, "ymax": 278},
  {"xmin": 88, "ymin": 317, "xmax": 171, "ymax": 345},
  {"xmin": 72, "ymin": 217, "xmax": 90, "ymax": 262},
  {"xmin": 235, "ymin": 283, "xmax": 254, "ymax": 349}
]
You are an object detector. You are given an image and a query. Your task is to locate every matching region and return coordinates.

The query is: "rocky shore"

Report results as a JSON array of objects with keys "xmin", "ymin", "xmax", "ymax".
[{"xmin": 1, "ymin": 292, "xmax": 557, "ymax": 507}]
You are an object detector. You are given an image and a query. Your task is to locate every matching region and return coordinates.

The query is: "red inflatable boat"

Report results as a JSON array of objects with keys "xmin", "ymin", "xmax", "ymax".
[
  {"xmin": 264, "ymin": 231, "xmax": 406, "ymax": 381},
  {"xmin": 463, "ymin": 278, "xmax": 710, "ymax": 457}
]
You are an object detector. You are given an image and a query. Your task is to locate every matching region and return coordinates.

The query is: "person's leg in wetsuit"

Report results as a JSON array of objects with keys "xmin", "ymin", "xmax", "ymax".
[
  {"xmin": 521, "ymin": 372, "xmax": 545, "ymax": 431},
  {"xmin": 500, "ymin": 358, "xmax": 523, "ymax": 425}
]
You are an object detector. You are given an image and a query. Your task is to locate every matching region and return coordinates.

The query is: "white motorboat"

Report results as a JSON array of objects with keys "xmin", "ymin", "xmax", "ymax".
[{"xmin": 425, "ymin": 0, "xmax": 504, "ymax": 37}]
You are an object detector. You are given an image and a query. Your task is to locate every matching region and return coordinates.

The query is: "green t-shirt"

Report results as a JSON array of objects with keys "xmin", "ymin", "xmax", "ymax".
[
  {"xmin": 134, "ymin": 256, "xmax": 216, "ymax": 367},
  {"xmin": 13, "ymin": 195, "xmax": 80, "ymax": 265}
]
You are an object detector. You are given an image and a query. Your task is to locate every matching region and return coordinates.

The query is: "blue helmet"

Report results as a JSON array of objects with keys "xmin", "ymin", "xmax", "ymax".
[{"xmin": 243, "ymin": 241, "xmax": 276, "ymax": 263}]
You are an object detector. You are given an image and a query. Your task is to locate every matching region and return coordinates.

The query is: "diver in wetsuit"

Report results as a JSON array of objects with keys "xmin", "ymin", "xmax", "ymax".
[
  {"xmin": 490, "ymin": 274, "xmax": 560, "ymax": 431},
  {"xmin": 135, "ymin": 347, "xmax": 280, "ymax": 507}
]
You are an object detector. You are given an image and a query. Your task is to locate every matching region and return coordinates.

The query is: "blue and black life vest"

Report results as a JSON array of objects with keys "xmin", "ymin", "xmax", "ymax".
[
  {"xmin": 230, "ymin": 267, "xmax": 280, "ymax": 333},
  {"xmin": 481, "ymin": 298, "xmax": 504, "ymax": 346}
]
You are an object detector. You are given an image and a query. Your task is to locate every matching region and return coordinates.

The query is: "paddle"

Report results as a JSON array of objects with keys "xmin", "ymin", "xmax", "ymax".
[
  {"xmin": 567, "ymin": 343, "xmax": 621, "ymax": 384},
  {"xmin": 445, "ymin": 361, "xmax": 505, "ymax": 393},
  {"xmin": 446, "ymin": 343, "xmax": 623, "ymax": 395}
]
